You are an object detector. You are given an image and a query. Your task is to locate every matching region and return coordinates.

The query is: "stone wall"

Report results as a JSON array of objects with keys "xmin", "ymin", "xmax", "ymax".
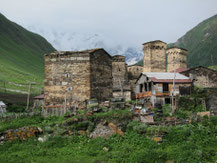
[
  {"xmin": 181, "ymin": 67, "xmax": 217, "ymax": 88},
  {"xmin": 44, "ymin": 51, "xmax": 91, "ymax": 108},
  {"xmin": 127, "ymin": 65, "xmax": 143, "ymax": 100},
  {"xmin": 90, "ymin": 50, "xmax": 113, "ymax": 102},
  {"xmin": 113, "ymin": 90, "xmax": 131, "ymax": 101},
  {"xmin": 143, "ymin": 40, "xmax": 167, "ymax": 72},
  {"xmin": 128, "ymin": 65, "xmax": 143, "ymax": 80},
  {"xmin": 166, "ymin": 47, "xmax": 187, "ymax": 72},
  {"xmin": 44, "ymin": 49, "xmax": 113, "ymax": 111}
]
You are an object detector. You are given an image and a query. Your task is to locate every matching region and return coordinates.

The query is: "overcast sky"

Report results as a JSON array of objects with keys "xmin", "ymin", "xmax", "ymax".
[{"xmin": 0, "ymin": 0, "xmax": 217, "ymax": 46}]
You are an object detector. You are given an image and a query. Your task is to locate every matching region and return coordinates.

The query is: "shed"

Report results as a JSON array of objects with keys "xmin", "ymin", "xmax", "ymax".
[
  {"xmin": 0, "ymin": 101, "xmax": 7, "ymax": 114},
  {"xmin": 33, "ymin": 94, "xmax": 44, "ymax": 108}
]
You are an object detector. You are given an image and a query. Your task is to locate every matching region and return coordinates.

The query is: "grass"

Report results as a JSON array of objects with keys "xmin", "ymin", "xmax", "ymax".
[
  {"xmin": 1, "ymin": 98, "xmax": 217, "ymax": 162},
  {"xmin": 0, "ymin": 119, "xmax": 217, "ymax": 162}
]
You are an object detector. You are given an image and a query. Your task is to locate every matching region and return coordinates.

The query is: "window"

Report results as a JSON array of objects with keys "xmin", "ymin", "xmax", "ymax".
[
  {"xmin": 163, "ymin": 83, "xmax": 169, "ymax": 92},
  {"xmin": 165, "ymin": 98, "xmax": 171, "ymax": 104}
]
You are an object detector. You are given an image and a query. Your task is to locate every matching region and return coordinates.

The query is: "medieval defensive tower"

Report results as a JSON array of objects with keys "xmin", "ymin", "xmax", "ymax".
[
  {"xmin": 166, "ymin": 47, "xmax": 188, "ymax": 72},
  {"xmin": 112, "ymin": 55, "xmax": 128, "ymax": 89},
  {"xmin": 143, "ymin": 40, "xmax": 167, "ymax": 72}
]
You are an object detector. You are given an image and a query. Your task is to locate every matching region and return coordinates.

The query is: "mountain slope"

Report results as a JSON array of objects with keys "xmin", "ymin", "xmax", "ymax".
[
  {"xmin": 136, "ymin": 14, "xmax": 217, "ymax": 68},
  {"xmin": 0, "ymin": 13, "xmax": 55, "ymax": 93},
  {"xmin": 171, "ymin": 14, "xmax": 217, "ymax": 68}
]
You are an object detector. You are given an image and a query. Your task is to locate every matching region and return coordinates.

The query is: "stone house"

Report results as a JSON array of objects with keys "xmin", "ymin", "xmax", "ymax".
[
  {"xmin": 180, "ymin": 66, "xmax": 217, "ymax": 88},
  {"xmin": 44, "ymin": 49, "xmax": 113, "ymax": 115},
  {"xmin": 136, "ymin": 72, "xmax": 192, "ymax": 106}
]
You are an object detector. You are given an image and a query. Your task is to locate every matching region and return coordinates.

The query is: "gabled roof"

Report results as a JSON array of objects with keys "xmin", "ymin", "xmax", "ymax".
[
  {"xmin": 181, "ymin": 66, "xmax": 217, "ymax": 73},
  {"xmin": 34, "ymin": 94, "xmax": 44, "ymax": 99},
  {"xmin": 136, "ymin": 72, "xmax": 192, "ymax": 83},
  {"xmin": 166, "ymin": 46, "xmax": 188, "ymax": 51},
  {"xmin": 45, "ymin": 48, "xmax": 112, "ymax": 58},
  {"xmin": 142, "ymin": 40, "xmax": 166, "ymax": 45}
]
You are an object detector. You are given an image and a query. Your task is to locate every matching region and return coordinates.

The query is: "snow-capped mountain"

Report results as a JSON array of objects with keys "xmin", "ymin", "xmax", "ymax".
[{"xmin": 27, "ymin": 26, "xmax": 143, "ymax": 65}]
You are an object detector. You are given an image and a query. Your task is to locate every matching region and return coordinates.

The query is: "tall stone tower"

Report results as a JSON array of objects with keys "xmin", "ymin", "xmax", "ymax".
[
  {"xmin": 143, "ymin": 40, "xmax": 167, "ymax": 72},
  {"xmin": 166, "ymin": 47, "xmax": 188, "ymax": 72},
  {"xmin": 112, "ymin": 55, "xmax": 128, "ymax": 89}
]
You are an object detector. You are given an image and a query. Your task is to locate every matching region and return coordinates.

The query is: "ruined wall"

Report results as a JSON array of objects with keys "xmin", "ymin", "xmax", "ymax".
[
  {"xmin": 112, "ymin": 55, "xmax": 128, "ymax": 89},
  {"xmin": 143, "ymin": 41, "xmax": 167, "ymax": 72},
  {"xmin": 44, "ymin": 51, "xmax": 91, "ymax": 109},
  {"xmin": 181, "ymin": 67, "xmax": 217, "ymax": 88},
  {"xmin": 113, "ymin": 91, "xmax": 131, "ymax": 101},
  {"xmin": 128, "ymin": 65, "xmax": 143, "ymax": 80},
  {"xmin": 90, "ymin": 50, "xmax": 113, "ymax": 102},
  {"xmin": 127, "ymin": 65, "xmax": 143, "ymax": 100},
  {"xmin": 167, "ymin": 47, "xmax": 187, "ymax": 72}
]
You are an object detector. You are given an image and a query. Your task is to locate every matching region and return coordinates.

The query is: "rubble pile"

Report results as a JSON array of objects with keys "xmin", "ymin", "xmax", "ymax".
[{"xmin": 0, "ymin": 127, "xmax": 43, "ymax": 144}]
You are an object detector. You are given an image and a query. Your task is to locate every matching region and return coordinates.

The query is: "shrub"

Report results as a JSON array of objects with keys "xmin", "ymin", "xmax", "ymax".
[
  {"xmin": 6, "ymin": 104, "xmax": 26, "ymax": 113},
  {"xmin": 162, "ymin": 104, "xmax": 172, "ymax": 117}
]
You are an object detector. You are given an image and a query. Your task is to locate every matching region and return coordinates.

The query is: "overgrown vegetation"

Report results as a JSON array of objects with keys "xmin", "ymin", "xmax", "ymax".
[
  {"xmin": 0, "ymin": 87, "xmax": 216, "ymax": 162},
  {"xmin": 0, "ymin": 115, "xmax": 217, "ymax": 162}
]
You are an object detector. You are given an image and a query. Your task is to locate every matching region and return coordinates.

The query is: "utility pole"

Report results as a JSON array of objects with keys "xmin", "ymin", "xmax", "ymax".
[
  {"xmin": 26, "ymin": 83, "xmax": 32, "ymax": 111},
  {"xmin": 171, "ymin": 57, "xmax": 176, "ymax": 114}
]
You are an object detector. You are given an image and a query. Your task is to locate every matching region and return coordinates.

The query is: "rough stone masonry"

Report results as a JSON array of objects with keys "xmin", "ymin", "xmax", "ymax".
[{"xmin": 44, "ymin": 49, "xmax": 113, "ymax": 114}]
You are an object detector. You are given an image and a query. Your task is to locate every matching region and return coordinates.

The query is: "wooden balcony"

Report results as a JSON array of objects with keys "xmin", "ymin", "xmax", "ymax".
[{"xmin": 136, "ymin": 91, "xmax": 171, "ymax": 99}]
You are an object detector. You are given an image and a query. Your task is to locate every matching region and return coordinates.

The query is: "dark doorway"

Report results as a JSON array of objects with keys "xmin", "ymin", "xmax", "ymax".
[
  {"xmin": 165, "ymin": 98, "xmax": 171, "ymax": 104},
  {"xmin": 140, "ymin": 84, "xmax": 143, "ymax": 92}
]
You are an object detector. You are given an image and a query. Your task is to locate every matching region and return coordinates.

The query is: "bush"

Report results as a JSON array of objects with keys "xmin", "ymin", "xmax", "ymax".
[
  {"xmin": 162, "ymin": 104, "xmax": 172, "ymax": 117},
  {"xmin": 6, "ymin": 104, "xmax": 26, "ymax": 113}
]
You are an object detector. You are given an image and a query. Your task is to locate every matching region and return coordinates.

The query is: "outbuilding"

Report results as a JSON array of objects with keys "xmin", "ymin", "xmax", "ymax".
[{"xmin": 0, "ymin": 101, "xmax": 7, "ymax": 114}]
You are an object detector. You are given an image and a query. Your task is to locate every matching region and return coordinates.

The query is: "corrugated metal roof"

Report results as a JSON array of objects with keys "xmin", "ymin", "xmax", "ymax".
[{"xmin": 143, "ymin": 72, "xmax": 190, "ymax": 80}]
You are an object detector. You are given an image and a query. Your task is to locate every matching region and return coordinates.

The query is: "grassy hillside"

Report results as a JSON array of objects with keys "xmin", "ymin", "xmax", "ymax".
[
  {"xmin": 136, "ymin": 14, "xmax": 217, "ymax": 68},
  {"xmin": 0, "ymin": 13, "xmax": 55, "ymax": 94},
  {"xmin": 172, "ymin": 14, "xmax": 217, "ymax": 68}
]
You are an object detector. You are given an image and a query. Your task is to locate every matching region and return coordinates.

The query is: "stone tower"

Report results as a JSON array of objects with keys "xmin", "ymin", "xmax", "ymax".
[
  {"xmin": 44, "ymin": 49, "xmax": 113, "ymax": 116},
  {"xmin": 143, "ymin": 40, "xmax": 167, "ymax": 72},
  {"xmin": 166, "ymin": 47, "xmax": 188, "ymax": 72},
  {"xmin": 112, "ymin": 55, "xmax": 128, "ymax": 89}
]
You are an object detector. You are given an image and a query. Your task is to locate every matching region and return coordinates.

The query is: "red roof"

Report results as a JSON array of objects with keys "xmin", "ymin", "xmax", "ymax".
[
  {"xmin": 150, "ymin": 77, "xmax": 192, "ymax": 83},
  {"xmin": 170, "ymin": 67, "xmax": 189, "ymax": 73},
  {"xmin": 34, "ymin": 94, "xmax": 44, "ymax": 99}
]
